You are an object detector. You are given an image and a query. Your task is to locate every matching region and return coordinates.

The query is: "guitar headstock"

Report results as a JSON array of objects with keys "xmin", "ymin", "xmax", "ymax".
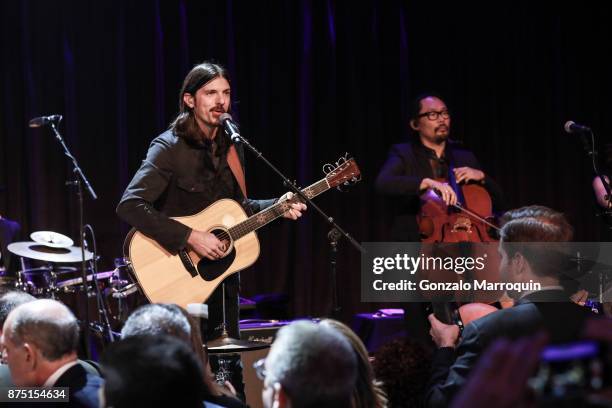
[{"xmin": 323, "ymin": 155, "xmax": 362, "ymax": 189}]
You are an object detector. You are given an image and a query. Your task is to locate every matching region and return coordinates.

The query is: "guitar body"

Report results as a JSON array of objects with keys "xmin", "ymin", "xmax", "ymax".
[
  {"xmin": 127, "ymin": 199, "xmax": 260, "ymax": 308},
  {"xmin": 125, "ymin": 156, "xmax": 362, "ymax": 309}
]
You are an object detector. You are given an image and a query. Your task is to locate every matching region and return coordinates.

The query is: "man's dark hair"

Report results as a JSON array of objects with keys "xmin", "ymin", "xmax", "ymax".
[
  {"xmin": 499, "ymin": 205, "xmax": 574, "ymax": 279},
  {"xmin": 101, "ymin": 335, "xmax": 205, "ymax": 408},
  {"xmin": 120, "ymin": 303, "xmax": 191, "ymax": 344},
  {"xmin": 169, "ymin": 61, "xmax": 231, "ymax": 147},
  {"xmin": 373, "ymin": 338, "xmax": 432, "ymax": 408},
  {"xmin": 0, "ymin": 290, "xmax": 35, "ymax": 329},
  {"xmin": 408, "ymin": 92, "xmax": 447, "ymax": 121}
]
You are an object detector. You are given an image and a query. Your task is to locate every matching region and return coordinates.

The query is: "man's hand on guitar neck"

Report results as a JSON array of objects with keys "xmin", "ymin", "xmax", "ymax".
[
  {"xmin": 187, "ymin": 230, "xmax": 227, "ymax": 260},
  {"xmin": 278, "ymin": 192, "xmax": 307, "ymax": 220}
]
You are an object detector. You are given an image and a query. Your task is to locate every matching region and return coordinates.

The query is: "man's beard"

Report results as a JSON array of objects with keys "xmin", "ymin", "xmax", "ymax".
[
  {"xmin": 431, "ymin": 134, "xmax": 448, "ymax": 144},
  {"xmin": 430, "ymin": 125, "xmax": 449, "ymax": 144}
]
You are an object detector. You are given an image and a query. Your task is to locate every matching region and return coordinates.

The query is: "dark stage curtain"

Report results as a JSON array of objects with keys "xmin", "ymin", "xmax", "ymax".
[{"xmin": 0, "ymin": 1, "xmax": 609, "ymax": 321}]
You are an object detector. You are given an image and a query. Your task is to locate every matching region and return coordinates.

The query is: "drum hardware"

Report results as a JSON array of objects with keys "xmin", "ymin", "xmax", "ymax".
[
  {"xmin": 30, "ymin": 112, "xmax": 98, "ymax": 358},
  {"xmin": 111, "ymin": 283, "xmax": 139, "ymax": 299},
  {"xmin": 56, "ymin": 269, "xmax": 120, "ymax": 289},
  {"xmin": 82, "ymin": 224, "xmax": 116, "ymax": 346},
  {"xmin": 206, "ymin": 282, "xmax": 270, "ymax": 351},
  {"xmin": 8, "ymin": 233, "xmax": 119, "ymax": 347},
  {"xmin": 206, "ymin": 282, "xmax": 270, "ymax": 386},
  {"xmin": 8, "ymin": 232, "xmax": 142, "ymax": 348}
]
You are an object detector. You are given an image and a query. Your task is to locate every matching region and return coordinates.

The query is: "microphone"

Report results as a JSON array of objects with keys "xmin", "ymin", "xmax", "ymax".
[
  {"xmin": 219, "ymin": 113, "xmax": 241, "ymax": 142},
  {"xmin": 29, "ymin": 114, "xmax": 63, "ymax": 128},
  {"xmin": 564, "ymin": 120, "xmax": 591, "ymax": 134}
]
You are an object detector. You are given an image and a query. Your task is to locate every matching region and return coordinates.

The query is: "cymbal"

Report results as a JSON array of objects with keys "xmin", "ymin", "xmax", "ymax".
[
  {"xmin": 30, "ymin": 231, "xmax": 74, "ymax": 248},
  {"xmin": 207, "ymin": 336, "xmax": 270, "ymax": 353},
  {"xmin": 8, "ymin": 241, "xmax": 93, "ymax": 263}
]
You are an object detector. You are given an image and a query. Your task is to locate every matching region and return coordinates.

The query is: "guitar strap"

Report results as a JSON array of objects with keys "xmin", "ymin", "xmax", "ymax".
[{"xmin": 227, "ymin": 145, "xmax": 248, "ymax": 198}]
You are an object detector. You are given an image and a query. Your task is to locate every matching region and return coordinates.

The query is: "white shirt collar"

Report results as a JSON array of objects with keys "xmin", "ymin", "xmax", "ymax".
[{"xmin": 43, "ymin": 360, "xmax": 79, "ymax": 387}]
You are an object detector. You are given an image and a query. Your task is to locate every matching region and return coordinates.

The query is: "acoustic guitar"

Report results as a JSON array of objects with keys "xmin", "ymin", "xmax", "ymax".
[{"xmin": 125, "ymin": 157, "xmax": 361, "ymax": 308}]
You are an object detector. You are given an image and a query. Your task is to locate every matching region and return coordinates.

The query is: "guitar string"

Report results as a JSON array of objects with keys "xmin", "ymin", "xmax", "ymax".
[{"xmin": 208, "ymin": 175, "xmax": 341, "ymax": 244}]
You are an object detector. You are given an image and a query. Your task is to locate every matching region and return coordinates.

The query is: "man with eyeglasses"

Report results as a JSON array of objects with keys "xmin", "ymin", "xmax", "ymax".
[
  {"xmin": 254, "ymin": 320, "xmax": 356, "ymax": 408},
  {"xmin": 376, "ymin": 92, "xmax": 504, "ymax": 242},
  {"xmin": 375, "ymin": 93, "xmax": 505, "ymax": 345}
]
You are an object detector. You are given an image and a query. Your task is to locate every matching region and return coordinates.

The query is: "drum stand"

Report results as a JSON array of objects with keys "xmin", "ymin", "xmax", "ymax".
[
  {"xmin": 16, "ymin": 257, "xmax": 29, "ymax": 293},
  {"xmin": 88, "ymin": 261, "xmax": 115, "ymax": 343},
  {"xmin": 210, "ymin": 282, "xmax": 233, "ymax": 384}
]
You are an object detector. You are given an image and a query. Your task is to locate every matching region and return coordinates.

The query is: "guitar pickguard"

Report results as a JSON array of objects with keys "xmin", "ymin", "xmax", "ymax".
[{"xmin": 197, "ymin": 249, "xmax": 237, "ymax": 281}]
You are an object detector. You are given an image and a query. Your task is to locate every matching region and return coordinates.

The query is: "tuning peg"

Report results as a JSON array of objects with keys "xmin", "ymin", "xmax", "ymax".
[{"xmin": 323, "ymin": 163, "xmax": 335, "ymax": 175}]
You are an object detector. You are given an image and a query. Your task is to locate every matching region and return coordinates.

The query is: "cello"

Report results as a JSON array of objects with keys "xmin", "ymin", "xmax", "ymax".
[{"xmin": 417, "ymin": 160, "xmax": 508, "ymax": 327}]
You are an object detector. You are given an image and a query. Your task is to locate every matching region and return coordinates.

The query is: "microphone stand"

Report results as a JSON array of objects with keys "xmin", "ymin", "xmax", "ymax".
[
  {"xmin": 84, "ymin": 224, "xmax": 116, "ymax": 345},
  {"xmin": 328, "ymin": 228, "xmax": 342, "ymax": 318},
  {"xmin": 47, "ymin": 120, "xmax": 98, "ymax": 359},
  {"xmin": 229, "ymin": 132, "xmax": 364, "ymax": 254}
]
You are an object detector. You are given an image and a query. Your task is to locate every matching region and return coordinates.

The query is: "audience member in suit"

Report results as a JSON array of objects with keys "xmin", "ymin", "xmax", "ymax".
[
  {"xmin": 121, "ymin": 303, "xmax": 246, "ymax": 408},
  {"xmin": 426, "ymin": 205, "xmax": 596, "ymax": 407},
  {"xmin": 1, "ymin": 299, "xmax": 102, "ymax": 408},
  {"xmin": 257, "ymin": 320, "xmax": 357, "ymax": 408},
  {"xmin": 0, "ymin": 290, "xmax": 101, "ymax": 388},
  {"xmin": 100, "ymin": 334, "xmax": 206, "ymax": 408}
]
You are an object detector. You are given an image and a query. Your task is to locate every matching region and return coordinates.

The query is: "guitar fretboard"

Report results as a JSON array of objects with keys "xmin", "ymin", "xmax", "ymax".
[{"xmin": 228, "ymin": 178, "xmax": 330, "ymax": 240}]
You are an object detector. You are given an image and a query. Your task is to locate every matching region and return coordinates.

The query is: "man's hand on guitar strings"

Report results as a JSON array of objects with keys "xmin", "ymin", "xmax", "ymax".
[{"xmin": 187, "ymin": 230, "xmax": 227, "ymax": 260}]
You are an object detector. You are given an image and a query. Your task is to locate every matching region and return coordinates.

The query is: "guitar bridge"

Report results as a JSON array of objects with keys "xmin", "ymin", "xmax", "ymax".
[{"xmin": 178, "ymin": 250, "xmax": 198, "ymax": 277}]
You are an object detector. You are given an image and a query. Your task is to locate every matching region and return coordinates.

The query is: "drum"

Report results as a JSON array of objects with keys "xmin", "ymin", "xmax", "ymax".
[
  {"xmin": 18, "ymin": 266, "xmax": 79, "ymax": 297},
  {"xmin": 106, "ymin": 257, "xmax": 147, "ymax": 326},
  {"xmin": 58, "ymin": 258, "xmax": 146, "ymax": 330}
]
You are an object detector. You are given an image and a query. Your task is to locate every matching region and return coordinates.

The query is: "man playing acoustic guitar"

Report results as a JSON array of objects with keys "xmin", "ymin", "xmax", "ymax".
[{"xmin": 117, "ymin": 62, "xmax": 306, "ymax": 343}]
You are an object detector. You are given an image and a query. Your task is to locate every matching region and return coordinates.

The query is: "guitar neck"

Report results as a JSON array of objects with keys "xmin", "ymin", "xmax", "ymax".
[{"xmin": 229, "ymin": 178, "xmax": 331, "ymax": 240}]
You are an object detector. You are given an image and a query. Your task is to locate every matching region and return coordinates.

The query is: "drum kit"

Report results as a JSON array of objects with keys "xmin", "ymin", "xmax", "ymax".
[
  {"xmin": 4, "ymin": 230, "xmax": 269, "ymax": 351},
  {"xmin": 5, "ymin": 230, "xmax": 144, "ymax": 335}
]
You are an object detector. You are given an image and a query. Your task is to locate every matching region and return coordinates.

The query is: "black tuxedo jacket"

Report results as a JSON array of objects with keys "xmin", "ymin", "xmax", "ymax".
[{"xmin": 425, "ymin": 290, "xmax": 595, "ymax": 407}]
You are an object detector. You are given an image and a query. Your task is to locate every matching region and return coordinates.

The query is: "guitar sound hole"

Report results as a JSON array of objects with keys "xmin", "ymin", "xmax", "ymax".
[{"xmin": 212, "ymin": 228, "xmax": 232, "ymax": 255}]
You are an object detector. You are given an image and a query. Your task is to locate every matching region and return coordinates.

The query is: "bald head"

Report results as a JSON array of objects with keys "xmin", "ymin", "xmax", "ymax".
[{"xmin": 4, "ymin": 299, "xmax": 79, "ymax": 361}]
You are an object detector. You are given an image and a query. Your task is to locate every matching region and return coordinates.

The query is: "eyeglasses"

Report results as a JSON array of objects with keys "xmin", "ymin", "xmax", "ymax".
[
  {"xmin": 417, "ymin": 110, "xmax": 450, "ymax": 121},
  {"xmin": 253, "ymin": 358, "xmax": 267, "ymax": 381}
]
